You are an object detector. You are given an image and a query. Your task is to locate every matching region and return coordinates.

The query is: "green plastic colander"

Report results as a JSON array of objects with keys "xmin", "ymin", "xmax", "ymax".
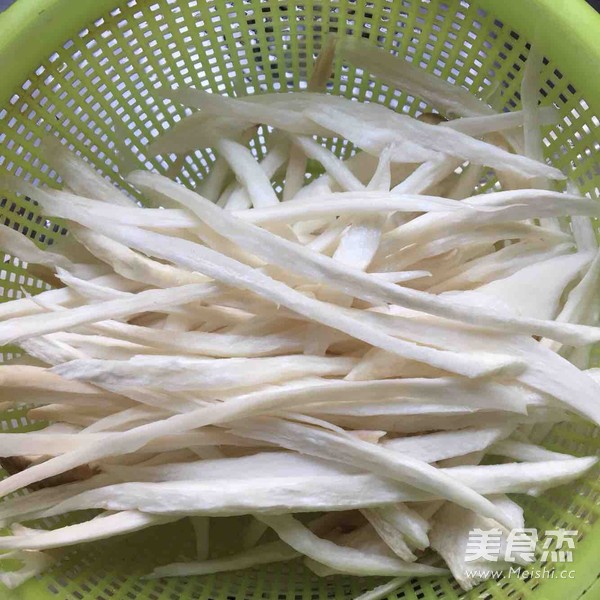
[{"xmin": 1, "ymin": 0, "xmax": 600, "ymax": 598}]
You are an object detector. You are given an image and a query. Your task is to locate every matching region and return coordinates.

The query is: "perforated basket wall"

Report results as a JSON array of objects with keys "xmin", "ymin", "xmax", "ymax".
[{"xmin": 0, "ymin": 0, "xmax": 599, "ymax": 599}]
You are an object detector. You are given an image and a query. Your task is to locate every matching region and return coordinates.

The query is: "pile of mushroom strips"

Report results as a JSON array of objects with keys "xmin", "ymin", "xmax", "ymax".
[{"xmin": 0, "ymin": 36, "xmax": 598, "ymax": 594}]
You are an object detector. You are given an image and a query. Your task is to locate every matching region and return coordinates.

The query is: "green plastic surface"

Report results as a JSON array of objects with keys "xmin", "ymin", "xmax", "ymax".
[{"xmin": 0, "ymin": 0, "xmax": 600, "ymax": 599}]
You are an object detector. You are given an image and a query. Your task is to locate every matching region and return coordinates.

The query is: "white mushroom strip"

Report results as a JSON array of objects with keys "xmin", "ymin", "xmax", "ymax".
[
  {"xmin": 53, "ymin": 355, "xmax": 358, "ymax": 392},
  {"xmin": 381, "ymin": 426, "xmax": 515, "ymax": 463},
  {"xmin": 147, "ymin": 541, "xmax": 300, "ymax": 579},
  {"xmin": 36, "ymin": 456, "xmax": 596, "ymax": 518},
  {"xmin": 256, "ymin": 514, "xmax": 447, "ymax": 577},
  {"xmin": 0, "ymin": 511, "xmax": 177, "ymax": 551}
]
